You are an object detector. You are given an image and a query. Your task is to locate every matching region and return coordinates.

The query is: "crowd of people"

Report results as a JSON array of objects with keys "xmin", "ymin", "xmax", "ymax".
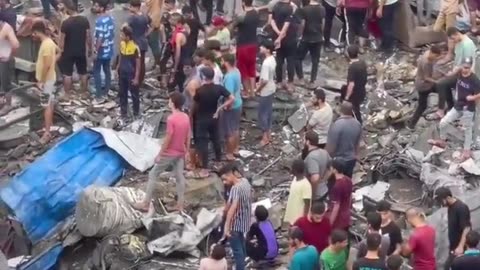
[{"xmin": 0, "ymin": 0, "xmax": 479, "ymax": 268}]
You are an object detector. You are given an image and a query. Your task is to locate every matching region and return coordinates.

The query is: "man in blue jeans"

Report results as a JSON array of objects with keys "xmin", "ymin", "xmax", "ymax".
[
  {"xmin": 92, "ymin": 0, "xmax": 114, "ymax": 104},
  {"xmin": 219, "ymin": 162, "xmax": 252, "ymax": 270}
]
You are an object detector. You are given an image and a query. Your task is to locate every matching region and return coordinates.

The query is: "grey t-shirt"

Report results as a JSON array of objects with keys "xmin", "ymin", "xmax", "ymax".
[
  {"xmin": 304, "ymin": 148, "xmax": 331, "ymax": 198},
  {"xmin": 327, "ymin": 116, "xmax": 362, "ymax": 161},
  {"xmin": 356, "ymin": 233, "xmax": 391, "ymax": 260},
  {"xmin": 415, "ymin": 53, "xmax": 435, "ymax": 92}
]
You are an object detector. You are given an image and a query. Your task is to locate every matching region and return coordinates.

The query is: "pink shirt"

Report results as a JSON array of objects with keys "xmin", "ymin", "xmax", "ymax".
[
  {"xmin": 162, "ymin": 111, "xmax": 190, "ymax": 157},
  {"xmin": 409, "ymin": 225, "xmax": 436, "ymax": 270},
  {"xmin": 199, "ymin": 258, "xmax": 227, "ymax": 270}
]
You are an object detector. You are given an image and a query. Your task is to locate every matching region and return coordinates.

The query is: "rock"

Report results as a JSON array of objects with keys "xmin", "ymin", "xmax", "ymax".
[
  {"xmin": 281, "ymin": 143, "xmax": 296, "ymax": 155},
  {"xmin": 100, "ymin": 116, "xmax": 115, "ymax": 129},
  {"xmin": 268, "ymin": 203, "xmax": 283, "ymax": 230},
  {"xmin": 9, "ymin": 144, "xmax": 28, "ymax": 159},
  {"xmin": 252, "ymin": 175, "xmax": 266, "ymax": 187}
]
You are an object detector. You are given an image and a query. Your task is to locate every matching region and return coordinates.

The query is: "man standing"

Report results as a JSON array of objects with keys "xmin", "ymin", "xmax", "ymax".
[
  {"xmin": 288, "ymin": 227, "xmax": 320, "ymax": 270},
  {"xmin": 320, "ymin": 230, "xmax": 349, "ymax": 270},
  {"xmin": 59, "ymin": 1, "xmax": 91, "ymax": 98},
  {"xmin": 294, "ymin": 202, "xmax": 332, "ymax": 254},
  {"xmin": 295, "ymin": 0, "xmax": 325, "ymax": 89},
  {"xmin": 434, "ymin": 187, "xmax": 471, "ymax": 269},
  {"xmin": 353, "ymin": 233, "xmax": 388, "ymax": 270},
  {"xmin": 92, "ymin": 0, "xmax": 114, "ymax": 104},
  {"xmin": 307, "ymin": 89, "xmax": 333, "ymax": 148},
  {"xmin": 145, "ymin": 0, "xmax": 162, "ymax": 69},
  {"xmin": 221, "ymin": 54, "xmax": 242, "ymax": 161},
  {"xmin": 182, "ymin": 6, "xmax": 205, "ymax": 59},
  {"xmin": 127, "ymin": 0, "xmax": 151, "ymax": 86},
  {"xmin": 219, "ymin": 162, "xmax": 252, "ymax": 270},
  {"xmin": 284, "ymin": 160, "xmax": 312, "ymax": 225},
  {"xmin": 343, "ymin": 0, "xmax": 369, "ymax": 50},
  {"xmin": 135, "ymin": 92, "xmax": 190, "ymax": 212},
  {"xmin": 256, "ymin": 40, "xmax": 276, "ymax": 147},
  {"xmin": 436, "ymin": 27, "xmax": 476, "ymax": 117},
  {"xmin": 407, "ymin": 45, "xmax": 442, "ymax": 129},
  {"xmin": 401, "ymin": 208, "xmax": 436, "ymax": 270},
  {"xmin": 326, "ymin": 102, "xmax": 362, "ymax": 178},
  {"xmin": 32, "ymin": 21, "xmax": 59, "ymax": 145},
  {"xmin": 169, "ymin": 13, "xmax": 188, "ymax": 92},
  {"xmin": 328, "ymin": 159, "xmax": 353, "ymax": 233},
  {"xmin": 341, "ymin": 45, "xmax": 367, "ymax": 123},
  {"xmin": 235, "ymin": 0, "xmax": 259, "ymax": 97},
  {"xmin": 271, "ymin": 0, "xmax": 296, "ymax": 92},
  {"xmin": 304, "ymin": 131, "xmax": 331, "ymax": 200},
  {"xmin": 376, "ymin": 0, "xmax": 398, "ymax": 54},
  {"xmin": 191, "ymin": 67, "xmax": 233, "ymax": 178},
  {"xmin": 0, "ymin": 2, "xmax": 18, "ymax": 116},
  {"xmin": 323, "ymin": 0, "xmax": 346, "ymax": 51},
  {"xmin": 356, "ymin": 212, "xmax": 391, "ymax": 259},
  {"xmin": 376, "ymin": 200, "xmax": 403, "ymax": 256},
  {"xmin": 428, "ymin": 57, "xmax": 480, "ymax": 160},
  {"xmin": 451, "ymin": 231, "xmax": 480, "ymax": 270}
]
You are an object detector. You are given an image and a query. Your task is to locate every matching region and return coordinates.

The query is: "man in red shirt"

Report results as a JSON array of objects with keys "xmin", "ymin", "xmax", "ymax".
[
  {"xmin": 328, "ymin": 159, "xmax": 353, "ymax": 231},
  {"xmin": 401, "ymin": 207, "xmax": 436, "ymax": 270},
  {"xmin": 294, "ymin": 202, "xmax": 332, "ymax": 253},
  {"xmin": 134, "ymin": 92, "xmax": 191, "ymax": 212}
]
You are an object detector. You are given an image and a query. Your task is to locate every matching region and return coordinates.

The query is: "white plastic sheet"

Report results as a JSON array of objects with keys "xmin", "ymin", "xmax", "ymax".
[{"xmin": 91, "ymin": 128, "xmax": 162, "ymax": 172}]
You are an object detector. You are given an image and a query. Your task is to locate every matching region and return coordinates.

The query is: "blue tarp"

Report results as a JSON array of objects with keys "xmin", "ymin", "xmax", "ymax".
[
  {"xmin": 18, "ymin": 243, "xmax": 63, "ymax": 270},
  {"xmin": 0, "ymin": 128, "xmax": 128, "ymax": 243}
]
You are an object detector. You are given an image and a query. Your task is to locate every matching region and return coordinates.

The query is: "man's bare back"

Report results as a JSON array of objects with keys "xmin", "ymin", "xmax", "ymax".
[{"xmin": 0, "ymin": 21, "xmax": 19, "ymax": 61}]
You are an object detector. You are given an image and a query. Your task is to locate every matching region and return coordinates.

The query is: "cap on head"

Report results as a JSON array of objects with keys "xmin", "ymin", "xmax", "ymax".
[
  {"xmin": 434, "ymin": 187, "xmax": 452, "ymax": 202},
  {"xmin": 461, "ymin": 57, "xmax": 474, "ymax": 68}
]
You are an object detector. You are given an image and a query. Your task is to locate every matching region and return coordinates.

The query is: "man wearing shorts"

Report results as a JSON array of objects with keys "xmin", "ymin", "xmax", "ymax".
[
  {"xmin": 32, "ymin": 21, "xmax": 59, "ymax": 145},
  {"xmin": 221, "ymin": 54, "xmax": 242, "ymax": 161},
  {"xmin": 235, "ymin": 0, "xmax": 259, "ymax": 97},
  {"xmin": 59, "ymin": 1, "xmax": 91, "ymax": 98}
]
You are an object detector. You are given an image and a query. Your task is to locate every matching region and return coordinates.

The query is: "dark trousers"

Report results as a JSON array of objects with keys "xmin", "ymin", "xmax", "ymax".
[
  {"xmin": 140, "ymin": 50, "xmax": 146, "ymax": 86},
  {"xmin": 295, "ymin": 41, "xmax": 321, "ymax": 83},
  {"xmin": 324, "ymin": 2, "xmax": 346, "ymax": 46},
  {"xmin": 168, "ymin": 65, "xmax": 186, "ymax": 93},
  {"xmin": 216, "ymin": 0, "xmax": 224, "ymax": 13},
  {"xmin": 119, "ymin": 72, "xmax": 140, "ymax": 117},
  {"xmin": 189, "ymin": 0, "xmax": 200, "ymax": 21},
  {"xmin": 344, "ymin": 7, "xmax": 368, "ymax": 46},
  {"xmin": 437, "ymin": 74, "xmax": 456, "ymax": 111},
  {"xmin": 409, "ymin": 86, "xmax": 436, "ymax": 127},
  {"xmin": 378, "ymin": 2, "xmax": 398, "ymax": 51},
  {"xmin": 275, "ymin": 42, "xmax": 296, "ymax": 83},
  {"xmin": 340, "ymin": 85, "xmax": 364, "ymax": 124},
  {"xmin": 202, "ymin": 0, "xmax": 213, "ymax": 25},
  {"xmin": 195, "ymin": 117, "xmax": 222, "ymax": 168},
  {"xmin": 344, "ymin": 159, "xmax": 356, "ymax": 178},
  {"xmin": 444, "ymin": 252, "xmax": 455, "ymax": 270},
  {"xmin": 40, "ymin": 0, "xmax": 58, "ymax": 19},
  {"xmin": 93, "ymin": 58, "xmax": 111, "ymax": 98}
]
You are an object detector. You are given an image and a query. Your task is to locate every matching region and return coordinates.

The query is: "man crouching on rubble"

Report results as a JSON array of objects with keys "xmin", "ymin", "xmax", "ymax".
[
  {"xmin": 406, "ymin": 45, "xmax": 442, "ymax": 129},
  {"xmin": 428, "ymin": 56, "xmax": 480, "ymax": 160},
  {"xmin": 32, "ymin": 21, "xmax": 60, "ymax": 145}
]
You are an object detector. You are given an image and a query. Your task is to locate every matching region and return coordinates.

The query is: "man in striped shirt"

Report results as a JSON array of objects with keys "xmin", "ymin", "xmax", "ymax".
[{"xmin": 219, "ymin": 162, "xmax": 252, "ymax": 270}]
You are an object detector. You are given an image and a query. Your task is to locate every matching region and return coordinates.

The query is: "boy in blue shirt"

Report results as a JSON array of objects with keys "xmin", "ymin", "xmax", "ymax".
[
  {"xmin": 289, "ymin": 227, "xmax": 319, "ymax": 270},
  {"xmin": 92, "ymin": 0, "xmax": 115, "ymax": 104},
  {"xmin": 114, "ymin": 26, "xmax": 140, "ymax": 122},
  {"xmin": 221, "ymin": 53, "xmax": 242, "ymax": 160}
]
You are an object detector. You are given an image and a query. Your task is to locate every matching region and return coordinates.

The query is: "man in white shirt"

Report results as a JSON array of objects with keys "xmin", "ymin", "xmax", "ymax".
[{"xmin": 255, "ymin": 40, "xmax": 276, "ymax": 147}]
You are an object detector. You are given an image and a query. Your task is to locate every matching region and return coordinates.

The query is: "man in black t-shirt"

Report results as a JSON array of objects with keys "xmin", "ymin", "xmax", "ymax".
[
  {"xmin": 193, "ymin": 67, "xmax": 234, "ymax": 175},
  {"xmin": 341, "ymin": 45, "xmax": 367, "ymax": 124},
  {"xmin": 294, "ymin": 0, "xmax": 325, "ymax": 89},
  {"xmin": 270, "ymin": 0, "xmax": 297, "ymax": 92},
  {"xmin": 451, "ymin": 231, "xmax": 480, "ymax": 270},
  {"xmin": 182, "ymin": 6, "xmax": 205, "ymax": 59},
  {"xmin": 429, "ymin": 57, "xmax": 480, "ymax": 160},
  {"xmin": 353, "ymin": 233, "xmax": 387, "ymax": 270},
  {"xmin": 59, "ymin": 1, "xmax": 91, "ymax": 98},
  {"xmin": 434, "ymin": 187, "xmax": 472, "ymax": 270},
  {"xmin": 376, "ymin": 200, "xmax": 402, "ymax": 256}
]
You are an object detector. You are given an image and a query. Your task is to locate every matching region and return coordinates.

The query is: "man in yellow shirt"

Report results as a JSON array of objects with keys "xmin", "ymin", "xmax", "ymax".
[
  {"xmin": 284, "ymin": 159, "xmax": 312, "ymax": 225},
  {"xmin": 32, "ymin": 21, "xmax": 59, "ymax": 144}
]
